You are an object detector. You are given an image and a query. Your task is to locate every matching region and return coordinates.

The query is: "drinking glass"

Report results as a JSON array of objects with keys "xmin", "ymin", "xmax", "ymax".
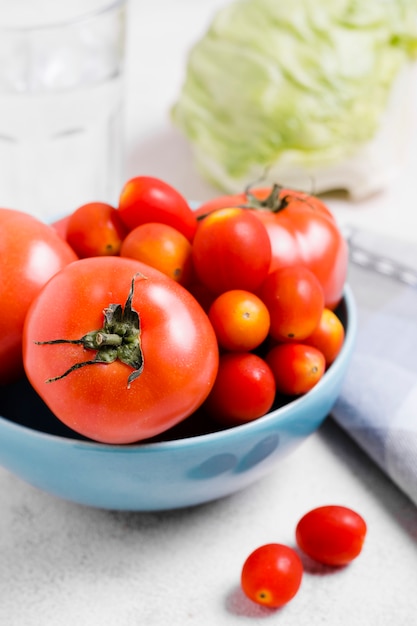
[{"xmin": 0, "ymin": 0, "xmax": 127, "ymax": 221}]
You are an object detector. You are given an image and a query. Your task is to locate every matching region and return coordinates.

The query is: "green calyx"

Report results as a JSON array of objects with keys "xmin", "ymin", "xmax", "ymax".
[
  {"xmin": 35, "ymin": 274, "xmax": 145, "ymax": 388},
  {"xmin": 241, "ymin": 182, "xmax": 287, "ymax": 213}
]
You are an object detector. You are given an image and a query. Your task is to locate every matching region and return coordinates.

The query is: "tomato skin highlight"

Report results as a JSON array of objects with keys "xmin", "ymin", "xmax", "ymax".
[
  {"xmin": 241, "ymin": 543, "xmax": 303, "ymax": 608},
  {"xmin": 192, "ymin": 208, "xmax": 272, "ymax": 295},
  {"xmin": 23, "ymin": 256, "xmax": 219, "ymax": 444},
  {"xmin": 0, "ymin": 208, "xmax": 78, "ymax": 385},
  {"xmin": 197, "ymin": 187, "xmax": 348, "ymax": 309},
  {"xmin": 296, "ymin": 505, "xmax": 367, "ymax": 566},
  {"xmin": 118, "ymin": 176, "xmax": 197, "ymax": 242}
]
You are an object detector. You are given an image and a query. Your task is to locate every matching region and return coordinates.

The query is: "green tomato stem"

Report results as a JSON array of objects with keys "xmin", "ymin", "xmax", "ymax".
[{"xmin": 34, "ymin": 274, "xmax": 145, "ymax": 388}]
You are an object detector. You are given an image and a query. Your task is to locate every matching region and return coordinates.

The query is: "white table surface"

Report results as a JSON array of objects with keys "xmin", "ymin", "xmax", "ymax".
[{"xmin": 1, "ymin": 2, "xmax": 417, "ymax": 625}]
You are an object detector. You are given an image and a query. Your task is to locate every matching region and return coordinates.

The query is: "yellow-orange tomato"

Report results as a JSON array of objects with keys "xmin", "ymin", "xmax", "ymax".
[
  {"xmin": 208, "ymin": 290, "xmax": 270, "ymax": 352},
  {"xmin": 120, "ymin": 222, "xmax": 193, "ymax": 286},
  {"xmin": 304, "ymin": 308, "xmax": 345, "ymax": 366}
]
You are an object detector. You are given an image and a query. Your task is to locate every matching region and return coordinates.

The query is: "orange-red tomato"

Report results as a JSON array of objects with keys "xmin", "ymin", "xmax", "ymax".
[
  {"xmin": 266, "ymin": 343, "xmax": 326, "ymax": 395},
  {"xmin": 118, "ymin": 176, "xmax": 197, "ymax": 242},
  {"xmin": 192, "ymin": 207, "xmax": 271, "ymax": 295},
  {"xmin": 66, "ymin": 202, "xmax": 128, "ymax": 258},
  {"xmin": 197, "ymin": 186, "xmax": 348, "ymax": 309},
  {"xmin": 259, "ymin": 266, "xmax": 324, "ymax": 343},
  {"xmin": 23, "ymin": 256, "xmax": 219, "ymax": 444},
  {"xmin": 52, "ymin": 215, "xmax": 70, "ymax": 239},
  {"xmin": 296, "ymin": 505, "xmax": 367, "ymax": 566},
  {"xmin": 120, "ymin": 222, "xmax": 193, "ymax": 286},
  {"xmin": 203, "ymin": 352, "xmax": 276, "ymax": 426},
  {"xmin": 208, "ymin": 290, "xmax": 270, "ymax": 352},
  {"xmin": 241, "ymin": 543, "xmax": 303, "ymax": 608},
  {"xmin": 0, "ymin": 208, "xmax": 77, "ymax": 385},
  {"xmin": 304, "ymin": 308, "xmax": 345, "ymax": 366}
]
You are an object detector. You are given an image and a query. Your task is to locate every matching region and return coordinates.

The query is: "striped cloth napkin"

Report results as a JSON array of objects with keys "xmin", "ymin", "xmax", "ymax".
[{"xmin": 332, "ymin": 227, "xmax": 417, "ymax": 507}]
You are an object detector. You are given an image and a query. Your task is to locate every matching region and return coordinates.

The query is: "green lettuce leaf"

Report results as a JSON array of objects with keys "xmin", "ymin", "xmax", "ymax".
[{"xmin": 172, "ymin": 0, "xmax": 417, "ymax": 191}]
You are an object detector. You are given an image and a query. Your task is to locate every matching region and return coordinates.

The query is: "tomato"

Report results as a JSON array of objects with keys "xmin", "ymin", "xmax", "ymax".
[
  {"xmin": 52, "ymin": 215, "xmax": 70, "ymax": 239},
  {"xmin": 304, "ymin": 308, "xmax": 345, "ymax": 366},
  {"xmin": 208, "ymin": 290, "xmax": 270, "ymax": 352},
  {"xmin": 118, "ymin": 176, "xmax": 197, "ymax": 242},
  {"xmin": 296, "ymin": 505, "xmax": 367, "ymax": 566},
  {"xmin": 196, "ymin": 185, "xmax": 348, "ymax": 309},
  {"xmin": 203, "ymin": 352, "xmax": 276, "ymax": 426},
  {"xmin": 258, "ymin": 266, "xmax": 324, "ymax": 342},
  {"xmin": 0, "ymin": 208, "xmax": 77, "ymax": 385},
  {"xmin": 266, "ymin": 343, "xmax": 325, "ymax": 396},
  {"xmin": 66, "ymin": 202, "xmax": 127, "ymax": 258},
  {"xmin": 187, "ymin": 280, "xmax": 217, "ymax": 314},
  {"xmin": 241, "ymin": 543, "xmax": 303, "ymax": 608},
  {"xmin": 120, "ymin": 222, "xmax": 193, "ymax": 286},
  {"xmin": 192, "ymin": 208, "xmax": 271, "ymax": 295},
  {"xmin": 23, "ymin": 256, "xmax": 219, "ymax": 444}
]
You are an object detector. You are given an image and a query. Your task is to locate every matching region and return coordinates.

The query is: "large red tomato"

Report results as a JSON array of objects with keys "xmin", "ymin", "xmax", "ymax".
[
  {"xmin": 23, "ymin": 256, "xmax": 219, "ymax": 444},
  {"xmin": 196, "ymin": 185, "xmax": 348, "ymax": 309},
  {"xmin": 0, "ymin": 208, "xmax": 78, "ymax": 385}
]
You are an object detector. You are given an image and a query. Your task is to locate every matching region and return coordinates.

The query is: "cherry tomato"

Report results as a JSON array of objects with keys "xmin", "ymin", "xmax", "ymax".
[
  {"xmin": 266, "ymin": 343, "xmax": 325, "ymax": 396},
  {"xmin": 259, "ymin": 266, "xmax": 324, "ymax": 342},
  {"xmin": 203, "ymin": 352, "xmax": 276, "ymax": 426},
  {"xmin": 196, "ymin": 185, "xmax": 348, "ymax": 309},
  {"xmin": 192, "ymin": 208, "xmax": 271, "ymax": 295},
  {"xmin": 0, "ymin": 208, "xmax": 77, "ymax": 385},
  {"xmin": 304, "ymin": 308, "xmax": 345, "ymax": 366},
  {"xmin": 66, "ymin": 202, "xmax": 128, "ymax": 258},
  {"xmin": 208, "ymin": 290, "xmax": 270, "ymax": 352},
  {"xmin": 118, "ymin": 175, "xmax": 197, "ymax": 242},
  {"xmin": 241, "ymin": 543, "xmax": 303, "ymax": 608},
  {"xmin": 296, "ymin": 505, "xmax": 367, "ymax": 566},
  {"xmin": 23, "ymin": 256, "xmax": 219, "ymax": 444},
  {"xmin": 120, "ymin": 222, "xmax": 193, "ymax": 286}
]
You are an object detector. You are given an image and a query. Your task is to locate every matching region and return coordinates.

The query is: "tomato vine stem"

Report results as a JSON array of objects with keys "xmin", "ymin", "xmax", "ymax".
[{"xmin": 196, "ymin": 179, "xmax": 321, "ymax": 222}]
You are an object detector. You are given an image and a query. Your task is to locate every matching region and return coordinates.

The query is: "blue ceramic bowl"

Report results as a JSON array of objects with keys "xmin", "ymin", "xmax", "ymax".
[{"xmin": 0, "ymin": 286, "xmax": 356, "ymax": 511}]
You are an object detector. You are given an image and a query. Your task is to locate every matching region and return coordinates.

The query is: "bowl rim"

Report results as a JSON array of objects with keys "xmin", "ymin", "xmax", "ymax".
[{"xmin": 0, "ymin": 283, "xmax": 357, "ymax": 452}]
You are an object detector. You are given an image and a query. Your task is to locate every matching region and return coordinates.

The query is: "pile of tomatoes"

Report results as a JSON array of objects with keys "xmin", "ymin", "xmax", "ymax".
[{"xmin": 0, "ymin": 175, "xmax": 349, "ymax": 443}]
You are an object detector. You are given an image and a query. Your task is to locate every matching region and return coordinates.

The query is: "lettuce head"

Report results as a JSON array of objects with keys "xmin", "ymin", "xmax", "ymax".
[{"xmin": 172, "ymin": 0, "xmax": 417, "ymax": 197}]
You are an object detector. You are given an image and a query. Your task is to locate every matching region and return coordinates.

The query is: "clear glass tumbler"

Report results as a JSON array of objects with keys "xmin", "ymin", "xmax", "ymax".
[{"xmin": 0, "ymin": 0, "xmax": 127, "ymax": 221}]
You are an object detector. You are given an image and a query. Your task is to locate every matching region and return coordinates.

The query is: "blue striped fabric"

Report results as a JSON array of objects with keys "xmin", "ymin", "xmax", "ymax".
[{"xmin": 333, "ymin": 228, "xmax": 417, "ymax": 507}]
